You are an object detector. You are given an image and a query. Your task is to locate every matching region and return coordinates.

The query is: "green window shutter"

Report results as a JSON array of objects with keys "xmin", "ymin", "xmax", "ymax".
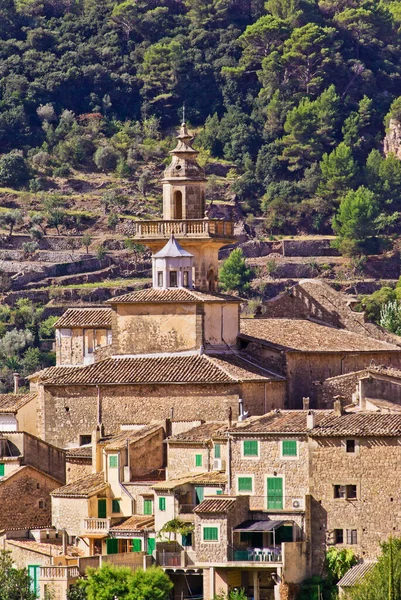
[
  {"xmin": 147, "ymin": 537, "xmax": 155, "ymax": 555},
  {"xmin": 98, "ymin": 499, "xmax": 107, "ymax": 519},
  {"xmin": 195, "ymin": 454, "xmax": 202, "ymax": 467},
  {"xmin": 144, "ymin": 499, "xmax": 153, "ymax": 515},
  {"xmin": 112, "ymin": 499, "xmax": 120, "ymax": 513},
  {"xmin": 203, "ymin": 527, "xmax": 218, "ymax": 541},
  {"xmin": 132, "ymin": 538, "xmax": 142, "ymax": 552},
  {"xmin": 216, "ymin": 490, "xmax": 223, "ymax": 495},
  {"xmin": 109, "ymin": 455, "xmax": 118, "ymax": 468},
  {"xmin": 243, "ymin": 440, "xmax": 258, "ymax": 456},
  {"xmin": 267, "ymin": 477, "xmax": 283, "ymax": 510},
  {"xmin": 195, "ymin": 486, "xmax": 204, "ymax": 504},
  {"xmin": 159, "ymin": 497, "xmax": 166, "ymax": 511},
  {"xmin": 28, "ymin": 565, "xmax": 40, "ymax": 597},
  {"xmin": 238, "ymin": 477, "xmax": 253, "ymax": 492},
  {"xmin": 214, "ymin": 444, "xmax": 221, "ymax": 459},
  {"xmin": 106, "ymin": 538, "xmax": 118, "ymax": 555},
  {"xmin": 282, "ymin": 440, "xmax": 297, "ymax": 456},
  {"xmin": 0, "ymin": 464, "xmax": 4, "ymax": 477}
]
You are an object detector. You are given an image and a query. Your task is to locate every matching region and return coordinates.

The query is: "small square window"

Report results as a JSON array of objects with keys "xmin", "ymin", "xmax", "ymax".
[
  {"xmin": 334, "ymin": 529, "xmax": 344, "ymax": 544},
  {"xmin": 109, "ymin": 455, "xmax": 118, "ymax": 468},
  {"xmin": 80, "ymin": 435, "xmax": 92, "ymax": 446},
  {"xmin": 334, "ymin": 484, "xmax": 357, "ymax": 500},
  {"xmin": 243, "ymin": 440, "xmax": 258, "ymax": 457},
  {"xmin": 159, "ymin": 497, "xmax": 166, "ymax": 511},
  {"xmin": 39, "ymin": 500, "xmax": 44, "ymax": 509},
  {"xmin": 195, "ymin": 454, "xmax": 202, "ymax": 467},
  {"xmin": 347, "ymin": 485, "xmax": 357, "ymax": 499},
  {"xmin": 238, "ymin": 477, "xmax": 253, "ymax": 492},
  {"xmin": 112, "ymin": 499, "xmax": 120, "ymax": 513},
  {"xmin": 203, "ymin": 527, "xmax": 219, "ymax": 542},
  {"xmin": 334, "ymin": 485, "xmax": 346, "ymax": 499},
  {"xmin": 346, "ymin": 439, "xmax": 356, "ymax": 453},
  {"xmin": 282, "ymin": 440, "xmax": 297, "ymax": 457},
  {"xmin": 346, "ymin": 529, "xmax": 358, "ymax": 545}
]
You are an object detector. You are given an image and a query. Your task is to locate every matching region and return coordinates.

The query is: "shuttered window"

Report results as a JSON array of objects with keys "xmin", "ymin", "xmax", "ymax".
[
  {"xmin": 144, "ymin": 499, "xmax": 153, "ymax": 515},
  {"xmin": 267, "ymin": 477, "xmax": 283, "ymax": 509},
  {"xmin": 112, "ymin": 499, "xmax": 120, "ymax": 513},
  {"xmin": 28, "ymin": 565, "xmax": 40, "ymax": 597},
  {"xmin": 195, "ymin": 454, "xmax": 202, "ymax": 467},
  {"xmin": 0, "ymin": 464, "xmax": 4, "ymax": 477},
  {"xmin": 109, "ymin": 455, "xmax": 118, "ymax": 468},
  {"xmin": 106, "ymin": 538, "xmax": 118, "ymax": 555},
  {"xmin": 243, "ymin": 440, "xmax": 258, "ymax": 456},
  {"xmin": 282, "ymin": 441, "xmax": 297, "ymax": 457},
  {"xmin": 203, "ymin": 527, "xmax": 219, "ymax": 542},
  {"xmin": 132, "ymin": 538, "xmax": 142, "ymax": 552},
  {"xmin": 214, "ymin": 444, "xmax": 221, "ymax": 459},
  {"xmin": 238, "ymin": 477, "xmax": 253, "ymax": 492},
  {"xmin": 159, "ymin": 497, "xmax": 166, "ymax": 511}
]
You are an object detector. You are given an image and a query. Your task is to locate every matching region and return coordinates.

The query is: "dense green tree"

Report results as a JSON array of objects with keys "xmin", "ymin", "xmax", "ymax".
[
  {"xmin": 219, "ymin": 248, "xmax": 253, "ymax": 295},
  {"xmin": 0, "ymin": 551, "xmax": 36, "ymax": 600},
  {"xmin": 318, "ymin": 142, "xmax": 357, "ymax": 201},
  {"xmin": 0, "ymin": 152, "xmax": 30, "ymax": 188},
  {"xmin": 79, "ymin": 565, "xmax": 172, "ymax": 600},
  {"xmin": 332, "ymin": 185, "xmax": 380, "ymax": 248}
]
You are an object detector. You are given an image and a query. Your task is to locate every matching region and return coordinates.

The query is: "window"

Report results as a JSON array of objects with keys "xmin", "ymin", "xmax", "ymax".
[
  {"xmin": 346, "ymin": 439, "xmax": 356, "ymax": 453},
  {"xmin": 203, "ymin": 527, "xmax": 219, "ymax": 542},
  {"xmin": 112, "ymin": 499, "xmax": 120, "ymax": 513},
  {"xmin": 132, "ymin": 538, "xmax": 142, "ymax": 552},
  {"xmin": 346, "ymin": 529, "xmax": 358, "ymax": 545},
  {"xmin": 267, "ymin": 477, "xmax": 283, "ymax": 510},
  {"xmin": 216, "ymin": 490, "xmax": 223, "ymax": 495},
  {"xmin": 109, "ymin": 455, "xmax": 118, "ymax": 468},
  {"xmin": 159, "ymin": 497, "xmax": 166, "ymax": 511},
  {"xmin": 334, "ymin": 529, "xmax": 344, "ymax": 544},
  {"xmin": 106, "ymin": 538, "xmax": 118, "ymax": 555},
  {"xmin": 282, "ymin": 440, "xmax": 297, "ymax": 457},
  {"xmin": 170, "ymin": 271, "xmax": 177, "ymax": 287},
  {"xmin": 157, "ymin": 272, "xmax": 163, "ymax": 287},
  {"xmin": 80, "ymin": 434, "xmax": 92, "ymax": 446},
  {"xmin": 195, "ymin": 454, "xmax": 202, "ymax": 467},
  {"xmin": 0, "ymin": 464, "xmax": 4, "ymax": 477},
  {"xmin": 28, "ymin": 565, "xmax": 40, "ymax": 597},
  {"xmin": 334, "ymin": 485, "xmax": 357, "ymax": 500},
  {"xmin": 243, "ymin": 440, "xmax": 258, "ymax": 457},
  {"xmin": 144, "ymin": 499, "xmax": 153, "ymax": 515},
  {"xmin": 183, "ymin": 271, "xmax": 189, "ymax": 287},
  {"xmin": 214, "ymin": 444, "xmax": 221, "ymax": 459},
  {"xmin": 182, "ymin": 533, "xmax": 192, "ymax": 547},
  {"xmin": 38, "ymin": 500, "xmax": 44, "ymax": 509},
  {"xmin": 238, "ymin": 477, "xmax": 253, "ymax": 493}
]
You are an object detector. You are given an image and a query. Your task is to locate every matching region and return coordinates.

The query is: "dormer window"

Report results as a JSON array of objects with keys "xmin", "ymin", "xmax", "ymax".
[
  {"xmin": 170, "ymin": 271, "xmax": 178, "ymax": 287},
  {"xmin": 157, "ymin": 272, "xmax": 163, "ymax": 287}
]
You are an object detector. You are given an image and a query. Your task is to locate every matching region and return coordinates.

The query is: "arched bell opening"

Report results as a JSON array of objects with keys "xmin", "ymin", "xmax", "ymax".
[{"xmin": 173, "ymin": 190, "xmax": 183, "ymax": 219}]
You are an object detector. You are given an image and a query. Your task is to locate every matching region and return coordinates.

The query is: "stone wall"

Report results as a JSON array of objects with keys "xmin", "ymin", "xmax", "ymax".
[
  {"xmin": 129, "ymin": 427, "xmax": 165, "ymax": 479},
  {"xmin": 6, "ymin": 540, "xmax": 53, "ymax": 569},
  {"xmin": 0, "ymin": 467, "xmax": 61, "ymax": 530},
  {"xmin": 52, "ymin": 496, "xmax": 89, "ymax": 538},
  {"xmin": 66, "ymin": 458, "xmax": 92, "ymax": 484},
  {"xmin": 167, "ymin": 442, "xmax": 227, "ymax": 480},
  {"xmin": 4, "ymin": 432, "xmax": 65, "ymax": 483},
  {"xmin": 316, "ymin": 371, "xmax": 366, "ymax": 408}
]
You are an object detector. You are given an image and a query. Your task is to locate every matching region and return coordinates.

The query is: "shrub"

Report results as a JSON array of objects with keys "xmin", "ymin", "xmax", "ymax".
[
  {"xmin": 94, "ymin": 146, "xmax": 119, "ymax": 172},
  {"xmin": 0, "ymin": 151, "xmax": 30, "ymax": 188}
]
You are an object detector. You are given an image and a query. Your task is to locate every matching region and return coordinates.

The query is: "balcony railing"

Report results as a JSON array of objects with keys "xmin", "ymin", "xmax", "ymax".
[
  {"xmin": 231, "ymin": 547, "xmax": 283, "ymax": 563},
  {"xmin": 40, "ymin": 566, "xmax": 80, "ymax": 580},
  {"xmin": 158, "ymin": 550, "xmax": 196, "ymax": 568},
  {"xmin": 83, "ymin": 518, "xmax": 111, "ymax": 534},
  {"xmin": 132, "ymin": 219, "xmax": 234, "ymax": 239}
]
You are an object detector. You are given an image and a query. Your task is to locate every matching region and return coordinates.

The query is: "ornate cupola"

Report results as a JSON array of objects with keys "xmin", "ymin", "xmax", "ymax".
[
  {"xmin": 152, "ymin": 235, "xmax": 194, "ymax": 289},
  {"xmin": 162, "ymin": 122, "xmax": 207, "ymax": 220}
]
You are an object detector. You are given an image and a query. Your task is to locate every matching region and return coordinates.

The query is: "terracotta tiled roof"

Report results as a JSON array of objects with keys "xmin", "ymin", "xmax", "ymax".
[
  {"xmin": 101, "ymin": 424, "xmax": 163, "ymax": 450},
  {"xmin": 337, "ymin": 561, "xmax": 376, "ymax": 588},
  {"xmin": 108, "ymin": 288, "xmax": 240, "ymax": 304},
  {"xmin": 169, "ymin": 422, "xmax": 228, "ymax": 443},
  {"xmin": 240, "ymin": 318, "xmax": 401, "ymax": 352},
  {"xmin": 367, "ymin": 365, "xmax": 401, "ymax": 379},
  {"xmin": 311, "ymin": 412, "xmax": 401, "ymax": 437},
  {"xmin": 364, "ymin": 398, "xmax": 401, "ymax": 413},
  {"xmin": 152, "ymin": 471, "xmax": 227, "ymax": 491},
  {"xmin": 7, "ymin": 539, "xmax": 85, "ymax": 558},
  {"xmin": 54, "ymin": 308, "xmax": 112, "ymax": 329},
  {"xmin": 230, "ymin": 410, "xmax": 332, "ymax": 434},
  {"xmin": 33, "ymin": 353, "xmax": 275, "ymax": 386},
  {"xmin": 51, "ymin": 473, "xmax": 107, "ymax": 497},
  {"xmin": 110, "ymin": 515, "xmax": 155, "ymax": 532},
  {"xmin": 0, "ymin": 393, "xmax": 36, "ymax": 413},
  {"xmin": 65, "ymin": 446, "xmax": 92, "ymax": 459},
  {"xmin": 194, "ymin": 497, "xmax": 236, "ymax": 513}
]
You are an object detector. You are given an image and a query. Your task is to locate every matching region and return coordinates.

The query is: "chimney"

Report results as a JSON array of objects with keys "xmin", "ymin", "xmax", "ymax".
[
  {"xmin": 227, "ymin": 406, "xmax": 232, "ymax": 429},
  {"xmin": 333, "ymin": 395, "xmax": 345, "ymax": 417},
  {"xmin": 13, "ymin": 373, "xmax": 19, "ymax": 394},
  {"xmin": 358, "ymin": 378, "xmax": 367, "ymax": 411},
  {"xmin": 92, "ymin": 425, "xmax": 102, "ymax": 474},
  {"xmin": 303, "ymin": 397, "xmax": 310, "ymax": 411},
  {"xmin": 306, "ymin": 410, "xmax": 315, "ymax": 430},
  {"xmin": 238, "ymin": 398, "xmax": 249, "ymax": 422}
]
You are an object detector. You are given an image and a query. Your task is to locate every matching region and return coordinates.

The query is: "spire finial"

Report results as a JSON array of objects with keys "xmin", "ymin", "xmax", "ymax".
[{"xmin": 182, "ymin": 102, "xmax": 185, "ymax": 125}]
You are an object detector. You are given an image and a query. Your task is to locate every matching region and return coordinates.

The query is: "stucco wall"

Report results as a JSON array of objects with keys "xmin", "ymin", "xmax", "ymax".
[
  {"xmin": 52, "ymin": 496, "xmax": 89, "ymax": 538},
  {"xmin": 167, "ymin": 442, "xmax": 227, "ymax": 480}
]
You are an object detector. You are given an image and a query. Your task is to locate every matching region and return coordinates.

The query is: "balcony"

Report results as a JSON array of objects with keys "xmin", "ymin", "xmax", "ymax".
[
  {"xmin": 231, "ymin": 547, "xmax": 283, "ymax": 563},
  {"xmin": 40, "ymin": 566, "xmax": 80, "ymax": 581},
  {"xmin": 132, "ymin": 219, "xmax": 234, "ymax": 240},
  {"xmin": 83, "ymin": 518, "xmax": 111, "ymax": 536},
  {"xmin": 158, "ymin": 550, "xmax": 197, "ymax": 568}
]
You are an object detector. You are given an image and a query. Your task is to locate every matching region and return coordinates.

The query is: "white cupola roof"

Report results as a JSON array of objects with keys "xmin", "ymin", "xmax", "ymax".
[
  {"xmin": 152, "ymin": 235, "xmax": 194, "ymax": 289},
  {"xmin": 153, "ymin": 235, "xmax": 193, "ymax": 259}
]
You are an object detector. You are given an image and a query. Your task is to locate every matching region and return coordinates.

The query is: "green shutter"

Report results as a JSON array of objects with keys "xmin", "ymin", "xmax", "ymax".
[
  {"xmin": 195, "ymin": 486, "xmax": 204, "ymax": 504},
  {"xmin": 203, "ymin": 527, "xmax": 218, "ymax": 541},
  {"xmin": 267, "ymin": 477, "xmax": 283, "ymax": 510},
  {"xmin": 238, "ymin": 477, "xmax": 253, "ymax": 492},
  {"xmin": 214, "ymin": 444, "xmax": 221, "ymax": 459},
  {"xmin": 132, "ymin": 538, "xmax": 142, "ymax": 552},
  {"xmin": 243, "ymin": 440, "xmax": 258, "ymax": 456},
  {"xmin": 282, "ymin": 440, "xmax": 297, "ymax": 456},
  {"xmin": 109, "ymin": 455, "xmax": 118, "ymax": 468},
  {"xmin": 28, "ymin": 565, "xmax": 40, "ymax": 597},
  {"xmin": 144, "ymin": 499, "xmax": 153, "ymax": 515},
  {"xmin": 195, "ymin": 454, "xmax": 202, "ymax": 467},
  {"xmin": 216, "ymin": 490, "xmax": 223, "ymax": 495},
  {"xmin": 0, "ymin": 464, "xmax": 4, "ymax": 477},
  {"xmin": 98, "ymin": 499, "xmax": 107, "ymax": 518},
  {"xmin": 159, "ymin": 497, "xmax": 166, "ymax": 511},
  {"xmin": 112, "ymin": 499, "xmax": 120, "ymax": 513},
  {"xmin": 147, "ymin": 537, "xmax": 155, "ymax": 555},
  {"xmin": 106, "ymin": 538, "xmax": 118, "ymax": 555}
]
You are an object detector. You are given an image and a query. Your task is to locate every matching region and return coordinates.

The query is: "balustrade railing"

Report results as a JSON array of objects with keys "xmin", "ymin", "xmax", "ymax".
[
  {"xmin": 83, "ymin": 517, "xmax": 111, "ymax": 533},
  {"xmin": 132, "ymin": 220, "xmax": 234, "ymax": 238},
  {"xmin": 40, "ymin": 566, "xmax": 80, "ymax": 580}
]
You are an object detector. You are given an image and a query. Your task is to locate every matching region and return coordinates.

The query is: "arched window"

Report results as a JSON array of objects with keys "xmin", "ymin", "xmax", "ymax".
[{"xmin": 174, "ymin": 191, "xmax": 183, "ymax": 219}]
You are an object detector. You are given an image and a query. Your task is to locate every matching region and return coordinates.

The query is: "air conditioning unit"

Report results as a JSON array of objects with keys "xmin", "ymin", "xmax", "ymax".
[
  {"xmin": 292, "ymin": 498, "xmax": 304, "ymax": 510},
  {"xmin": 213, "ymin": 459, "xmax": 225, "ymax": 471}
]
